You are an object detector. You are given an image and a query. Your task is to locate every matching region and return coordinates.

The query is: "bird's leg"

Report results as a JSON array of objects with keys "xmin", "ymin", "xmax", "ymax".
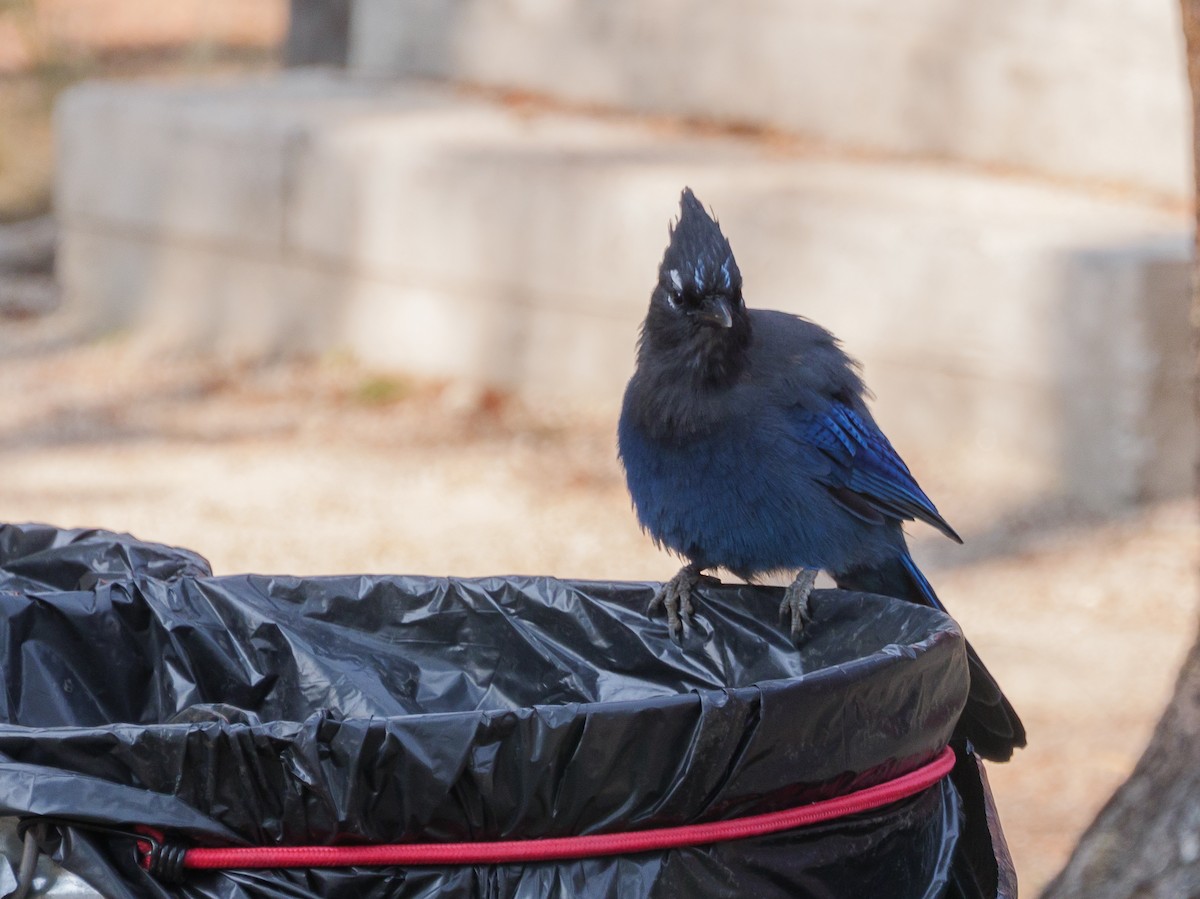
[
  {"xmin": 648, "ymin": 562, "xmax": 716, "ymax": 636},
  {"xmin": 780, "ymin": 568, "xmax": 818, "ymax": 641}
]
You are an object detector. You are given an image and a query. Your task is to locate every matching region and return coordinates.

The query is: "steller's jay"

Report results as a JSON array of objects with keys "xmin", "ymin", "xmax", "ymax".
[{"xmin": 618, "ymin": 188, "xmax": 1025, "ymax": 761}]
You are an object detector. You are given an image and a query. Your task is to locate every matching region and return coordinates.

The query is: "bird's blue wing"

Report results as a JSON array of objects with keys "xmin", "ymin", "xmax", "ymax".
[{"xmin": 793, "ymin": 403, "xmax": 961, "ymax": 542}]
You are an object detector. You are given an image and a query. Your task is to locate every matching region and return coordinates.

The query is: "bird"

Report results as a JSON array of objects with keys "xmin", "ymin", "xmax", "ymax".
[{"xmin": 617, "ymin": 188, "xmax": 1025, "ymax": 762}]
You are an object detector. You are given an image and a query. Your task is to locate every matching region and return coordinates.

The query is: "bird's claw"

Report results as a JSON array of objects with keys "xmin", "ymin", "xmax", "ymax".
[
  {"xmin": 647, "ymin": 582, "xmax": 694, "ymax": 635},
  {"xmin": 648, "ymin": 565, "xmax": 715, "ymax": 638},
  {"xmin": 779, "ymin": 569, "xmax": 818, "ymax": 642}
]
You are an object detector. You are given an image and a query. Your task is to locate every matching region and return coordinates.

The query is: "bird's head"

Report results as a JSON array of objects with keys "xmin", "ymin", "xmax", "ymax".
[{"xmin": 640, "ymin": 188, "xmax": 750, "ymax": 383}]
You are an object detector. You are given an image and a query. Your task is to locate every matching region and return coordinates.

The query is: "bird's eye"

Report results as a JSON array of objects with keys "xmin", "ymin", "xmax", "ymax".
[{"xmin": 661, "ymin": 268, "xmax": 687, "ymax": 310}]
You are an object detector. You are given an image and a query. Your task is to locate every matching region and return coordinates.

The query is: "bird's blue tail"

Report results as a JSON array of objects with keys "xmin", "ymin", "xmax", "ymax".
[
  {"xmin": 835, "ymin": 554, "xmax": 1026, "ymax": 763},
  {"xmin": 898, "ymin": 553, "xmax": 944, "ymax": 611}
]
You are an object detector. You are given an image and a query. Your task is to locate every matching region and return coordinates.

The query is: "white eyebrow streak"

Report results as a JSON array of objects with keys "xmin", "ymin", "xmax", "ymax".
[{"xmin": 669, "ymin": 269, "xmax": 683, "ymax": 292}]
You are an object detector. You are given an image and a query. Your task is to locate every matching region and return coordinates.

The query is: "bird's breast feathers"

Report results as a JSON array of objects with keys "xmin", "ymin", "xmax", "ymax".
[{"xmin": 618, "ymin": 403, "xmax": 884, "ymax": 574}]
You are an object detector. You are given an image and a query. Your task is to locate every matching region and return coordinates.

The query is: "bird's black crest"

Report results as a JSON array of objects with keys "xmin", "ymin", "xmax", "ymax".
[{"xmin": 660, "ymin": 188, "xmax": 741, "ymax": 296}]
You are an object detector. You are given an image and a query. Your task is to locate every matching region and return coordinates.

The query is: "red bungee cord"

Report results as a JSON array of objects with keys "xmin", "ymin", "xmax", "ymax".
[{"xmin": 138, "ymin": 746, "xmax": 956, "ymax": 875}]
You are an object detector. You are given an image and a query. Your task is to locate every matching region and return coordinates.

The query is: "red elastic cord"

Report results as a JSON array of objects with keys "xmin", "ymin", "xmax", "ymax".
[{"xmin": 171, "ymin": 746, "xmax": 955, "ymax": 871}]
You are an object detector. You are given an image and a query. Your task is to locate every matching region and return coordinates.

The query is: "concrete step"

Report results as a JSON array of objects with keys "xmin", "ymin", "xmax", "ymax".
[
  {"xmin": 0, "ymin": 215, "xmax": 55, "ymax": 273},
  {"xmin": 348, "ymin": 0, "xmax": 1192, "ymax": 199},
  {"xmin": 55, "ymin": 72, "xmax": 1193, "ymax": 511}
]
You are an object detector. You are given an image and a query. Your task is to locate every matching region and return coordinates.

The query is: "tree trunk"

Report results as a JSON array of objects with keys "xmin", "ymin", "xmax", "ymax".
[
  {"xmin": 1040, "ymin": 641, "xmax": 1200, "ymax": 898},
  {"xmin": 1040, "ymin": 4, "xmax": 1200, "ymax": 896}
]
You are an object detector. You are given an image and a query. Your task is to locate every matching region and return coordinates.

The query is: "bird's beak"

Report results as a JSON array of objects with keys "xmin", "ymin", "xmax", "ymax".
[{"xmin": 695, "ymin": 295, "xmax": 734, "ymax": 329}]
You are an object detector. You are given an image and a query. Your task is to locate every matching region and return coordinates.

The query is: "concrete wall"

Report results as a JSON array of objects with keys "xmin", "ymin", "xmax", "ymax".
[
  {"xmin": 55, "ymin": 74, "xmax": 1193, "ymax": 511},
  {"xmin": 349, "ymin": 0, "xmax": 1192, "ymax": 199}
]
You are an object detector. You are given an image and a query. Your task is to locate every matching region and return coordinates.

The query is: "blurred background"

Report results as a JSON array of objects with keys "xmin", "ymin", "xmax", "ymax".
[{"xmin": 1, "ymin": 0, "xmax": 1198, "ymax": 894}]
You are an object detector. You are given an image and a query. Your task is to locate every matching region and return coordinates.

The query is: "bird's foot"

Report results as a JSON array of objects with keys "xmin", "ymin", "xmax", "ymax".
[
  {"xmin": 648, "ymin": 564, "xmax": 717, "ymax": 637},
  {"xmin": 779, "ymin": 569, "xmax": 818, "ymax": 641}
]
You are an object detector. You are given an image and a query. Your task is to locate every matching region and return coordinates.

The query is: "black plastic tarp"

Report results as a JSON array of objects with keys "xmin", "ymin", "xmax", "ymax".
[{"xmin": 0, "ymin": 523, "xmax": 1011, "ymax": 898}]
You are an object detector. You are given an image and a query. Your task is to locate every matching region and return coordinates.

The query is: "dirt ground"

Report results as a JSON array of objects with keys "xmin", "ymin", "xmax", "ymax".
[{"xmin": 2, "ymin": 308, "xmax": 1198, "ymax": 896}]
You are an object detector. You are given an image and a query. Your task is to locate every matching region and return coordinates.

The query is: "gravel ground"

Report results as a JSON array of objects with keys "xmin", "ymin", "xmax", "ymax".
[{"xmin": 2, "ymin": 310, "xmax": 1198, "ymax": 895}]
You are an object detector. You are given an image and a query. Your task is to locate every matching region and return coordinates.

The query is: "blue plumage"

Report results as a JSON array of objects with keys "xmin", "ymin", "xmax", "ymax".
[{"xmin": 618, "ymin": 188, "xmax": 1024, "ymax": 761}]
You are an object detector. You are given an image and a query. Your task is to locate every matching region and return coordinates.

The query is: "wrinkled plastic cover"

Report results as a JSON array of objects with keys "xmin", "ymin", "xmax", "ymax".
[{"xmin": 0, "ymin": 524, "xmax": 976, "ymax": 898}]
